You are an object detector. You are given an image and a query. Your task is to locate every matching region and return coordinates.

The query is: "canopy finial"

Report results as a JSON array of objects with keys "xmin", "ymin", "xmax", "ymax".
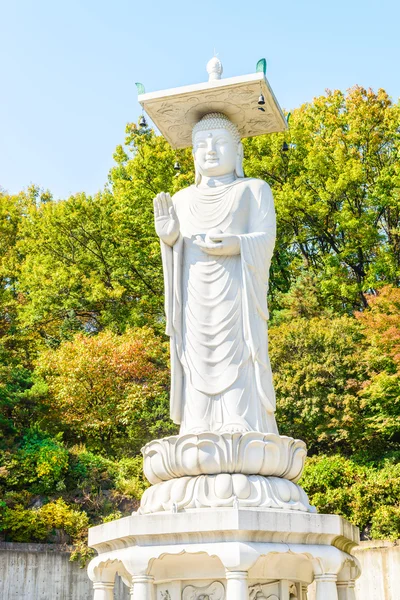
[{"xmin": 206, "ymin": 56, "xmax": 223, "ymax": 81}]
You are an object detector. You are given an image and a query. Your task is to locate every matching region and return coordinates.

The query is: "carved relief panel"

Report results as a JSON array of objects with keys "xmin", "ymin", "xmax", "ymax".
[
  {"xmin": 158, "ymin": 581, "xmax": 182, "ymax": 600},
  {"xmin": 182, "ymin": 581, "xmax": 225, "ymax": 600},
  {"xmin": 249, "ymin": 581, "xmax": 301, "ymax": 600}
]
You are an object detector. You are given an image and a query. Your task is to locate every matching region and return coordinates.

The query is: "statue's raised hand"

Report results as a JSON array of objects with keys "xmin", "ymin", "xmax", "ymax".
[{"xmin": 153, "ymin": 192, "xmax": 180, "ymax": 246}]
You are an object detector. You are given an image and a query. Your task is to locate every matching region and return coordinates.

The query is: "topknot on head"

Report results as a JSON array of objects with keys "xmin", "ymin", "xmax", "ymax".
[{"xmin": 192, "ymin": 113, "xmax": 241, "ymax": 146}]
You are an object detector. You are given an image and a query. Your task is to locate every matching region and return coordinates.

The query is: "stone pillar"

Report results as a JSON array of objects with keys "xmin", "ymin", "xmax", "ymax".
[
  {"xmin": 336, "ymin": 580, "xmax": 356, "ymax": 600},
  {"xmin": 226, "ymin": 571, "xmax": 249, "ymax": 600},
  {"xmin": 314, "ymin": 574, "xmax": 338, "ymax": 600},
  {"xmin": 301, "ymin": 583, "xmax": 308, "ymax": 600},
  {"xmin": 131, "ymin": 575, "xmax": 155, "ymax": 600},
  {"xmin": 93, "ymin": 581, "xmax": 114, "ymax": 600},
  {"xmin": 279, "ymin": 580, "xmax": 290, "ymax": 600}
]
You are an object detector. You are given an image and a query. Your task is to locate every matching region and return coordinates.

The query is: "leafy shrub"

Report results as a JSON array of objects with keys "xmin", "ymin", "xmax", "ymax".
[
  {"xmin": 0, "ymin": 498, "xmax": 89, "ymax": 544},
  {"xmin": 66, "ymin": 445, "xmax": 118, "ymax": 491},
  {"xmin": 351, "ymin": 462, "xmax": 400, "ymax": 536},
  {"xmin": 0, "ymin": 503, "xmax": 49, "ymax": 542},
  {"xmin": 114, "ymin": 456, "xmax": 149, "ymax": 498},
  {"xmin": 70, "ymin": 540, "xmax": 95, "ymax": 567},
  {"xmin": 370, "ymin": 506, "xmax": 400, "ymax": 541},
  {"xmin": 301, "ymin": 455, "xmax": 400, "ymax": 540},
  {"xmin": 1, "ymin": 489, "xmax": 33, "ymax": 508},
  {"xmin": 39, "ymin": 498, "xmax": 89, "ymax": 538},
  {"xmin": 1, "ymin": 430, "xmax": 69, "ymax": 494},
  {"xmin": 300, "ymin": 455, "xmax": 363, "ymax": 494},
  {"xmin": 270, "ymin": 316, "xmax": 367, "ymax": 454},
  {"xmin": 102, "ymin": 510, "xmax": 122, "ymax": 523}
]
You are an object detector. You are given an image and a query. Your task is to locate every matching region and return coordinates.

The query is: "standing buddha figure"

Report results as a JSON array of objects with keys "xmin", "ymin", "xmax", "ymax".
[{"xmin": 154, "ymin": 112, "xmax": 278, "ymax": 435}]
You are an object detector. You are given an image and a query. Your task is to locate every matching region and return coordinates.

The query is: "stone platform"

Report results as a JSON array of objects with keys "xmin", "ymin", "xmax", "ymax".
[{"xmin": 87, "ymin": 508, "xmax": 360, "ymax": 600}]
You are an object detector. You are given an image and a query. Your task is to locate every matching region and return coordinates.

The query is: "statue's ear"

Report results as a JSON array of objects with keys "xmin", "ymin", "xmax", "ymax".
[
  {"xmin": 235, "ymin": 142, "xmax": 244, "ymax": 178},
  {"xmin": 193, "ymin": 152, "xmax": 202, "ymax": 186}
]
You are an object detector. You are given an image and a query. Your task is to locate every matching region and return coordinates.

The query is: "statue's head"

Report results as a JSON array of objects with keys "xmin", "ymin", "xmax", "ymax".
[{"xmin": 192, "ymin": 113, "xmax": 244, "ymax": 185}]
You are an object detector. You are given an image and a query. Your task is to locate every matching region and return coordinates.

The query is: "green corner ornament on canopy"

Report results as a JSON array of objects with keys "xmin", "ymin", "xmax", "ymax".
[
  {"xmin": 135, "ymin": 82, "xmax": 145, "ymax": 95},
  {"xmin": 256, "ymin": 58, "xmax": 267, "ymax": 75},
  {"xmin": 136, "ymin": 57, "xmax": 287, "ymax": 148}
]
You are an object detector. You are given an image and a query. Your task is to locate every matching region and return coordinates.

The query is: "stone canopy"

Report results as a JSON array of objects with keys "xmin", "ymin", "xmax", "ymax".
[{"xmin": 138, "ymin": 59, "xmax": 287, "ymax": 148}]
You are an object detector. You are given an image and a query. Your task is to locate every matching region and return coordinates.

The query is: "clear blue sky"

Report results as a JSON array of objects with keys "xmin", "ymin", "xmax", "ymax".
[{"xmin": 1, "ymin": 0, "xmax": 399, "ymax": 199}]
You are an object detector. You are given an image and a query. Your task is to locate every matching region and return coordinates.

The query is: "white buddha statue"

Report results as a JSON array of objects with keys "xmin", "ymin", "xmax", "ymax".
[{"xmin": 154, "ymin": 112, "xmax": 278, "ymax": 435}]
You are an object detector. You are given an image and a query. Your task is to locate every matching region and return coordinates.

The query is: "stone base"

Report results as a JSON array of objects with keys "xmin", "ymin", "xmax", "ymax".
[
  {"xmin": 87, "ymin": 508, "xmax": 361, "ymax": 600},
  {"xmin": 139, "ymin": 474, "xmax": 315, "ymax": 514}
]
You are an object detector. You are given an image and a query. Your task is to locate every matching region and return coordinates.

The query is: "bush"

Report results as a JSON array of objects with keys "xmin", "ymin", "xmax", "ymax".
[
  {"xmin": 270, "ymin": 316, "xmax": 367, "ymax": 454},
  {"xmin": 0, "ymin": 498, "xmax": 89, "ymax": 544},
  {"xmin": 66, "ymin": 446, "xmax": 118, "ymax": 491},
  {"xmin": 114, "ymin": 456, "xmax": 149, "ymax": 498},
  {"xmin": 300, "ymin": 455, "xmax": 400, "ymax": 540},
  {"xmin": 39, "ymin": 498, "xmax": 89, "ymax": 538},
  {"xmin": 0, "ymin": 503, "xmax": 48, "ymax": 542},
  {"xmin": 1, "ymin": 430, "xmax": 69, "ymax": 494},
  {"xmin": 370, "ymin": 506, "xmax": 400, "ymax": 541}
]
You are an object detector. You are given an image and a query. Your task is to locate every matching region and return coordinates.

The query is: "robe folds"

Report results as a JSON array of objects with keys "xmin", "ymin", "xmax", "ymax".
[{"xmin": 161, "ymin": 178, "xmax": 277, "ymax": 434}]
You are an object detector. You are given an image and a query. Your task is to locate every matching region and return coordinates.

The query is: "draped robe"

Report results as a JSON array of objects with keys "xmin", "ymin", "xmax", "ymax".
[{"xmin": 161, "ymin": 177, "xmax": 277, "ymax": 434}]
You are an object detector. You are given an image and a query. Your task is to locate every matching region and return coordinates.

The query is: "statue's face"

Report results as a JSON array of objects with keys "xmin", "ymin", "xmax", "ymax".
[{"xmin": 193, "ymin": 127, "xmax": 238, "ymax": 177}]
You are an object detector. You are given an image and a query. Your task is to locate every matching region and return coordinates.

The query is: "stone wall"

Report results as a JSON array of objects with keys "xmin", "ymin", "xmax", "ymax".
[
  {"xmin": 307, "ymin": 540, "xmax": 400, "ymax": 600},
  {"xmin": 1, "ymin": 540, "xmax": 399, "ymax": 600},
  {"xmin": 0, "ymin": 542, "xmax": 129, "ymax": 600},
  {"xmin": 353, "ymin": 540, "xmax": 400, "ymax": 600}
]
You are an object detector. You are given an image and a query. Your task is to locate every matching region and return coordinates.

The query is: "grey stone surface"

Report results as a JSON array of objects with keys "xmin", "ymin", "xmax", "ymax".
[
  {"xmin": 353, "ymin": 541, "xmax": 400, "ymax": 600},
  {"xmin": 0, "ymin": 543, "xmax": 129, "ymax": 600},
  {"xmin": 307, "ymin": 540, "xmax": 400, "ymax": 600},
  {"xmin": 2, "ymin": 540, "xmax": 399, "ymax": 599}
]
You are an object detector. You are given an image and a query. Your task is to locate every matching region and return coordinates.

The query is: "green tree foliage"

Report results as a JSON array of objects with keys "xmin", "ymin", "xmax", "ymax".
[
  {"xmin": 3, "ymin": 88, "xmax": 400, "ymax": 342},
  {"xmin": 16, "ymin": 189, "xmax": 163, "ymax": 339},
  {"xmin": 355, "ymin": 286, "xmax": 400, "ymax": 445},
  {"xmin": 270, "ymin": 312, "xmax": 366, "ymax": 454},
  {"xmin": 300, "ymin": 455, "xmax": 400, "ymax": 541},
  {"xmin": 270, "ymin": 282, "xmax": 400, "ymax": 456},
  {"xmin": 0, "ymin": 364, "xmax": 35, "ymax": 448},
  {"xmin": 35, "ymin": 327, "xmax": 175, "ymax": 454},
  {"xmin": 244, "ymin": 86, "xmax": 400, "ymax": 311}
]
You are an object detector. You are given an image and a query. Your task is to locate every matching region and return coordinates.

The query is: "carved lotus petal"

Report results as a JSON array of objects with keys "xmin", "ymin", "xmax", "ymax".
[
  {"xmin": 138, "ymin": 474, "xmax": 315, "ymax": 514},
  {"xmin": 241, "ymin": 440, "xmax": 266, "ymax": 474},
  {"xmin": 197, "ymin": 440, "xmax": 221, "ymax": 475},
  {"xmin": 142, "ymin": 433, "xmax": 307, "ymax": 485},
  {"xmin": 214, "ymin": 474, "xmax": 233, "ymax": 499},
  {"xmin": 261, "ymin": 439, "xmax": 281, "ymax": 476},
  {"xmin": 232, "ymin": 473, "xmax": 251, "ymax": 499},
  {"xmin": 180, "ymin": 444, "xmax": 199, "ymax": 474},
  {"xmin": 170, "ymin": 476, "xmax": 189, "ymax": 503}
]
